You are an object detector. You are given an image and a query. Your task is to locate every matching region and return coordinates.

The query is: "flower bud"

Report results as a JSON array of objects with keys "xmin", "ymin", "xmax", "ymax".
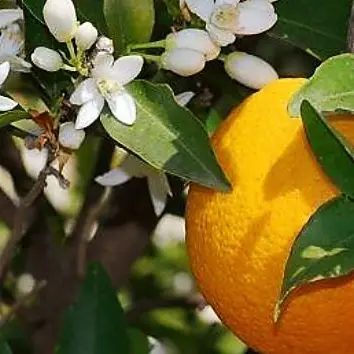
[
  {"xmin": 95, "ymin": 36, "xmax": 114, "ymax": 54},
  {"xmin": 16, "ymin": 273, "xmax": 35, "ymax": 297},
  {"xmin": 43, "ymin": 0, "xmax": 77, "ymax": 42},
  {"xmin": 166, "ymin": 29, "xmax": 220, "ymax": 61},
  {"xmin": 161, "ymin": 48, "xmax": 205, "ymax": 77},
  {"xmin": 59, "ymin": 122, "xmax": 86, "ymax": 150},
  {"xmin": 31, "ymin": 47, "xmax": 63, "ymax": 72},
  {"xmin": 75, "ymin": 22, "xmax": 98, "ymax": 50},
  {"xmin": 224, "ymin": 52, "xmax": 278, "ymax": 90}
]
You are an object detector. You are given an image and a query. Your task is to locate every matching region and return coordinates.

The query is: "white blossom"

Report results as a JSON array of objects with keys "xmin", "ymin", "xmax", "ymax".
[
  {"xmin": 16, "ymin": 273, "xmax": 36, "ymax": 297},
  {"xmin": 185, "ymin": 0, "xmax": 277, "ymax": 46},
  {"xmin": 0, "ymin": 61, "xmax": 17, "ymax": 111},
  {"xmin": 75, "ymin": 22, "xmax": 98, "ymax": 51},
  {"xmin": 0, "ymin": 8, "xmax": 23, "ymax": 29},
  {"xmin": 43, "ymin": 0, "xmax": 77, "ymax": 42},
  {"xmin": 175, "ymin": 91, "xmax": 195, "ymax": 106},
  {"xmin": 165, "ymin": 29, "xmax": 220, "ymax": 61},
  {"xmin": 0, "ymin": 23, "xmax": 31, "ymax": 72},
  {"xmin": 95, "ymin": 36, "xmax": 114, "ymax": 54},
  {"xmin": 224, "ymin": 51, "xmax": 278, "ymax": 89},
  {"xmin": 95, "ymin": 153, "xmax": 172, "ymax": 216},
  {"xmin": 161, "ymin": 48, "xmax": 205, "ymax": 76},
  {"xmin": 70, "ymin": 53, "xmax": 143, "ymax": 129},
  {"xmin": 58, "ymin": 122, "xmax": 86, "ymax": 150},
  {"xmin": 31, "ymin": 47, "xmax": 63, "ymax": 72}
]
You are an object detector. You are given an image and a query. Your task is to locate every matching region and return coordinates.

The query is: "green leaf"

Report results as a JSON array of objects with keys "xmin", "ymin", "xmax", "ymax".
[
  {"xmin": 271, "ymin": 0, "xmax": 351, "ymax": 60},
  {"xmin": 0, "ymin": 337, "xmax": 12, "ymax": 354},
  {"xmin": 276, "ymin": 195, "xmax": 354, "ymax": 321},
  {"xmin": 128, "ymin": 328, "xmax": 150, "ymax": 354},
  {"xmin": 103, "ymin": 0, "xmax": 155, "ymax": 54},
  {"xmin": 300, "ymin": 100, "xmax": 354, "ymax": 197},
  {"xmin": 100, "ymin": 80, "xmax": 231, "ymax": 192},
  {"xmin": 56, "ymin": 263, "xmax": 129, "ymax": 354},
  {"xmin": 74, "ymin": 0, "xmax": 107, "ymax": 35},
  {"xmin": 23, "ymin": 0, "xmax": 72, "ymax": 101},
  {"xmin": 0, "ymin": 111, "xmax": 29, "ymax": 130},
  {"xmin": 289, "ymin": 54, "xmax": 354, "ymax": 116}
]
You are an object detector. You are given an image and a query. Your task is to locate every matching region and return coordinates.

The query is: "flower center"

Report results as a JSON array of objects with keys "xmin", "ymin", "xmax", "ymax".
[
  {"xmin": 96, "ymin": 79, "xmax": 122, "ymax": 97},
  {"xmin": 210, "ymin": 4, "xmax": 238, "ymax": 31}
]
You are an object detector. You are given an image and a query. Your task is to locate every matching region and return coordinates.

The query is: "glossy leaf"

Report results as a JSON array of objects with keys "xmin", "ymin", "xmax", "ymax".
[
  {"xmin": 289, "ymin": 54, "xmax": 354, "ymax": 116},
  {"xmin": 276, "ymin": 196, "xmax": 354, "ymax": 321},
  {"xmin": 272, "ymin": 0, "xmax": 351, "ymax": 60},
  {"xmin": 0, "ymin": 111, "xmax": 29, "ymax": 130},
  {"xmin": 23, "ymin": 0, "xmax": 72, "ymax": 101},
  {"xmin": 300, "ymin": 100, "xmax": 354, "ymax": 197},
  {"xmin": 56, "ymin": 263, "xmax": 129, "ymax": 354},
  {"xmin": 100, "ymin": 80, "xmax": 231, "ymax": 192},
  {"xmin": 103, "ymin": 0, "xmax": 155, "ymax": 54}
]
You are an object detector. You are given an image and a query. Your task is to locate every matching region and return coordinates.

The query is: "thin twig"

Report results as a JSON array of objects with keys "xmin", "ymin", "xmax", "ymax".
[
  {"xmin": 347, "ymin": 0, "xmax": 354, "ymax": 52},
  {"xmin": 126, "ymin": 296, "xmax": 206, "ymax": 323},
  {"xmin": 0, "ymin": 165, "xmax": 69, "ymax": 279},
  {"xmin": 0, "ymin": 280, "xmax": 46, "ymax": 328}
]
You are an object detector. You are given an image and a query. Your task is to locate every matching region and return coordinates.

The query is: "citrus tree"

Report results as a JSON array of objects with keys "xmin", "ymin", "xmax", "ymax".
[{"xmin": 0, "ymin": 0, "xmax": 353, "ymax": 353}]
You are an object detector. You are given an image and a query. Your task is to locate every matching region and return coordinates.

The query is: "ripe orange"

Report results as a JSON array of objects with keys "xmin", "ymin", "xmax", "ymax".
[{"xmin": 186, "ymin": 78, "xmax": 354, "ymax": 354}]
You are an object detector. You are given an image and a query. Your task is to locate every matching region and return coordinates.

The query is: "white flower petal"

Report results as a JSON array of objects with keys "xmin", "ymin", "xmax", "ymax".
[
  {"xmin": 0, "ymin": 8, "xmax": 23, "ymax": 29},
  {"xmin": 234, "ymin": 0, "xmax": 277, "ymax": 35},
  {"xmin": 106, "ymin": 91, "xmax": 136, "ymax": 125},
  {"xmin": 75, "ymin": 22, "xmax": 98, "ymax": 50},
  {"xmin": 95, "ymin": 169, "xmax": 132, "ymax": 186},
  {"xmin": 0, "ymin": 61, "xmax": 10, "ymax": 85},
  {"xmin": 224, "ymin": 52, "xmax": 278, "ymax": 89},
  {"xmin": 111, "ymin": 55, "xmax": 144, "ymax": 85},
  {"xmin": 0, "ymin": 95, "xmax": 17, "ymax": 111},
  {"xmin": 31, "ymin": 47, "xmax": 63, "ymax": 72},
  {"xmin": 175, "ymin": 91, "xmax": 195, "ymax": 106},
  {"xmin": 75, "ymin": 96, "xmax": 105, "ymax": 129},
  {"xmin": 70, "ymin": 78, "xmax": 99, "ymax": 105},
  {"xmin": 206, "ymin": 23, "xmax": 236, "ymax": 46},
  {"xmin": 161, "ymin": 48, "xmax": 205, "ymax": 76},
  {"xmin": 122, "ymin": 155, "xmax": 147, "ymax": 178},
  {"xmin": 58, "ymin": 122, "xmax": 86, "ymax": 150},
  {"xmin": 147, "ymin": 172, "xmax": 170, "ymax": 216},
  {"xmin": 185, "ymin": 0, "xmax": 214, "ymax": 21},
  {"xmin": 43, "ymin": 0, "xmax": 77, "ymax": 42},
  {"xmin": 215, "ymin": 0, "xmax": 240, "ymax": 6}
]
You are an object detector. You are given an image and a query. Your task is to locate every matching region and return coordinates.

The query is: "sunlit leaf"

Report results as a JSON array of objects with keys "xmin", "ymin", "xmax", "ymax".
[
  {"xmin": 0, "ymin": 111, "xmax": 29, "ymax": 130},
  {"xmin": 276, "ymin": 196, "xmax": 354, "ymax": 321},
  {"xmin": 103, "ymin": 0, "xmax": 155, "ymax": 54},
  {"xmin": 101, "ymin": 80, "xmax": 231, "ymax": 192},
  {"xmin": 289, "ymin": 54, "xmax": 354, "ymax": 116}
]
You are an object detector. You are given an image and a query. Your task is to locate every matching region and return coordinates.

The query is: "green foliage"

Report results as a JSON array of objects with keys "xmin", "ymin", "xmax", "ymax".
[
  {"xmin": 101, "ymin": 80, "xmax": 231, "ymax": 191},
  {"xmin": 0, "ymin": 111, "xmax": 29, "ymax": 130},
  {"xmin": 104, "ymin": 0, "xmax": 155, "ymax": 54},
  {"xmin": 276, "ymin": 196, "xmax": 354, "ymax": 321},
  {"xmin": 300, "ymin": 101, "xmax": 354, "ymax": 197},
  {"xmin": 56, "ymin": 263, "xmax": 129, "ymax": 354},
  {"xmin": 0, "ymin": 337, "xmax": 12, "ymax": 354},
  {"xmin": 289, "ymin": 54, "xmax": 354, "ymax": 116},
  {"xmin": 272, "ymin": 0, "xmax": 351, "ymax": 60}
]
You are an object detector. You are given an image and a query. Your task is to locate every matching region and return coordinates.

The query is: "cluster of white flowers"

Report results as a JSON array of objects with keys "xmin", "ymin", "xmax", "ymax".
[{"xmin": 136, "ymin": 0, "xmax": 279, "ymax": 89}]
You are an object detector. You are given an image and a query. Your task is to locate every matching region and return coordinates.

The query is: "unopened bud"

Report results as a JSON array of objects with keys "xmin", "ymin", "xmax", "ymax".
[
  {"xmin": 166, "ymin": 29, "xmax": 220, "ymax": 61},
  {"xmin": 75, "ymin": 22, "xmax": 98, "ymax": 50},
  {"xmin": 96, "ymin": 36, "xmax": 114, "ymax": 54},
  {"xmin": 161, "ymin": 48, "xmax": 205, "ymax": 77},
  {"xmin": 43, "ymin": 0, "xmax": 77, "ymax": 42},
  {"xmin": 224, "ymin": 52, "xmax": 278, "ymax": 90},
  {"xmin": 31, "ymin": 47, "xmax": 63, "ymax": 72},
  {"xmin": 16, "ymin": 273, "xmax": 35, "ymax": 297},
  {"xmin": 59, "ymin": 122, "xmax": 85, "ymax": 150}
]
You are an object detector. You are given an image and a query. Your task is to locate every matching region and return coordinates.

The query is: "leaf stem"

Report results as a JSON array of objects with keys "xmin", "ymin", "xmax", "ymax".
[
  {"xmin": 128, "ymin": 39, "xmax": 166, "ymax": 52},
  {"xmin": 130, "ymin": 52, "xmax": 161, "ymax": 63}
]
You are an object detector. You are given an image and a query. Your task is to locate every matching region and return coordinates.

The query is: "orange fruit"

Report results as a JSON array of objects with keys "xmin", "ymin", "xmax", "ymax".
[{"xmin": 186, "ymin": 78, "xmax": 354, "ymax": 354}]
